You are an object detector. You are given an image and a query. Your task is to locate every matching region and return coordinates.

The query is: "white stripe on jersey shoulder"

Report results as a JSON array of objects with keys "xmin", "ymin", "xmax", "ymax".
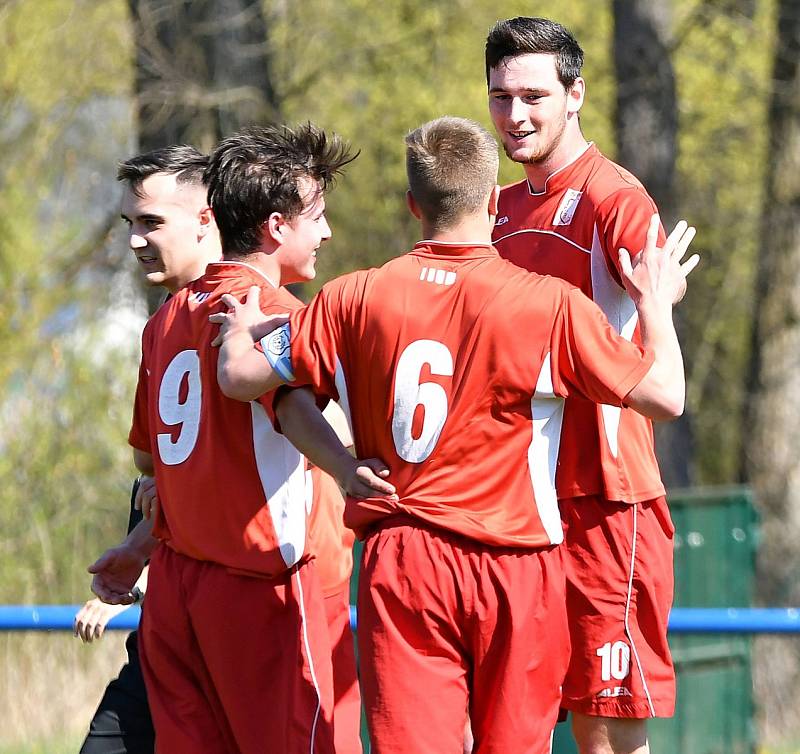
[
  {"xmin": 493, "ymin": 228, "xmax": 591, "ymax": 256},
  {"xmin": 525, "ymin": 141, "xmax": 594, "ymax": 196},
  {"xmin": 528, "ymin": 358, "xmax": 565, "ymax": 545},
  {"xmin": 207, "ymin": 260, "xmax": 279, "ymax": 289},
  {"xmin": 250, "ymin": 401, "xmax": 307, "ymax": 567}
]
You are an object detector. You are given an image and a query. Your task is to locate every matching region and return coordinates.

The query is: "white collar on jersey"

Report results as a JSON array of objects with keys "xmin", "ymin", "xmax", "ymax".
[
  {"xmin": 207, "ymin": 260, "xmax": 279, "ymax": 289},
  {"xmin": 527, "ymin": 141, "xmax": 594, "ymax": 197}
]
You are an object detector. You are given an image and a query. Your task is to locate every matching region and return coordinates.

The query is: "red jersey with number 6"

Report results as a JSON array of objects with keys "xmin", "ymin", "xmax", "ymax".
[
  {"xmin": 493, "ymin": 144, "xmax": 666, "ymax": 504},
  {"xmin": 129, "ymin": 261, "xmax": 310, "ymax": 577},
  {"xmin": 263, "ymin": 241, "xmax": 654, "ymax": 548}
]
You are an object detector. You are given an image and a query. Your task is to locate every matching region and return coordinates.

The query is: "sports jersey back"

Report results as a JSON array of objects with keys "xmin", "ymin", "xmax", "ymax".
[
  {"xmin": 271, "ymin": 242, "xmax": 654, "ymax": 548},
  {"xmin": 129, "ymin": 261, "xmax": 309, "ymax": 576},
  {"xmin": 493, "ymin": 144, "xmax": 665, "ymax": 504}
]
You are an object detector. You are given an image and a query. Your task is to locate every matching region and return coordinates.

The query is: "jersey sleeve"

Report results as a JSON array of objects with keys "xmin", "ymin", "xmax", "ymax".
[
  {"xmin": 253, "ymin": 290, "xmax": 305, "ymax": 416},
  {"xmin": 549, "ymin": 287, "xmax": 654, "ymax": 405},
  {"xmin": 268, "ymin": 275, "xmax": 355, "ymax": 401},
  {"xmin": 128, "ymin": 325, "xmax": 153, "ymax": 452},
  {"xmin": 596, "ymin": 188, "xmax": 664, "ymax": 286}
]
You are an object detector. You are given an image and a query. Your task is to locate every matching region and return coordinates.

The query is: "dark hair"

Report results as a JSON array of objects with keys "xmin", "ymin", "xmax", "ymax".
[
  {"xmin": 117, "ymin": 145, "xmax": 208, "ymax": 197},
  {"xmin": 405, "ymin": 117, "xmax": 498, "ymax": 230},
  {"xmin": 205, "ymin": 123, "xmax": 356, "ymax": 257},
  {"xmin": 485, "ymin": 17, "xmax": 584, "ymax": 89}
]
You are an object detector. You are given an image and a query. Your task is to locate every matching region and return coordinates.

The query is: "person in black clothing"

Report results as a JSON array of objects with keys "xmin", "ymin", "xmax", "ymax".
[{"xmin": 77, "ymin": 480, "xmax": 153, "ymax": 754}]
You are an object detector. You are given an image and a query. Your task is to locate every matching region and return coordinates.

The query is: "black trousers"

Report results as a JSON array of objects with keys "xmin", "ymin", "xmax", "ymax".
[{"xmin": 79, "ymin": 630, "xmax": 154, "ymax": 754}]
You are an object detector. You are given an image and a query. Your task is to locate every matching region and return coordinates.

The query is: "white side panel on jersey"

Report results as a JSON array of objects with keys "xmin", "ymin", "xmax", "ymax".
[
  {"xmin": 590, "ymin": 225, "xmax": 638, "ymax": 458},
  {"xmin": 528, "ymin": 354, "xmax": 565, "ymax": 544},
  {"xmin": 305, "ymin": 469, "xmax": 314, "ymax": 515},
  {"xmin": 333, "ymin": 357, "xmax": 355, "ymax": 441},
  {"xmin": 250, "ymin": 402, "xmax": 307, "ymax": 567}
]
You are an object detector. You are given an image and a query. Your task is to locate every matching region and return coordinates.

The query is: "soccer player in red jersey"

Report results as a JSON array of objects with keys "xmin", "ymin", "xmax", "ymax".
[
  {"xmin": 89, "ymin": 125, "xmax": 392, "ymax": 754},
  {"xmin": 486, "ymin": 17, "xmax": 689, "ymax": 754},
  {"xmin": 211, "ymin": 116, "xmax": 698, "ymax": 754}
]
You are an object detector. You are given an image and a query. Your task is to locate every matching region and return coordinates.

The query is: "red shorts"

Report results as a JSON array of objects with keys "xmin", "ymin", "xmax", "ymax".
[
  {"xmin": 357, "ymin": 518, "xmax": 568, "ymax": 754},
  {"xmin": 560, "ymin": 496, "xmax": 675, "ymax": 718},
  {"xmin": 324, "ymin": 585, "xmax": 362, "ymax": 754},
  {"xmin": 139, "ymin": 545, "xmax": 335, "ymax": 754}
]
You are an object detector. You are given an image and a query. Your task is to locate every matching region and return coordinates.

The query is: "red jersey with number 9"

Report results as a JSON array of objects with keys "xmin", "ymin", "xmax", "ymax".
[
  {"xmin": 269, "ymin": 241, "xmax": 654, "ymax": 548},
  {"xmin": 129, "ymin": 261, "xmax": 312, "ymax": 577}
]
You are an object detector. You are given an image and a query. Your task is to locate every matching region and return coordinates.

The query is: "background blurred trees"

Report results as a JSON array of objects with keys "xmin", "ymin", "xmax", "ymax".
[{"xmin": 1, "ymin": 0, "xmax": 798, "ymax": 748}]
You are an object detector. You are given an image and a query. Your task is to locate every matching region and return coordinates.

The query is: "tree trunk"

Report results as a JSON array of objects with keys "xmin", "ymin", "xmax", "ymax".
[
  {"xmin": 613, "ymin": 0, "xmax": 691, "ymax": 487},
  {"xmin": 127, "ymin": 0, "xmax": 280, "ymax": 311},
  {"xmin": 745, "ymin": 0, "xmax": 800, "ymax": 744}
]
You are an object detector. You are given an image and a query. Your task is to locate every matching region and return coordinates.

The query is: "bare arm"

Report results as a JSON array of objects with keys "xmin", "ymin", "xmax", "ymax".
[
  {"xmin": 210, "ymin": 286, "xmax": 288, "ymax": 400},
  {"xmin": 276, "ymin": 388, "xmax": 396, "ymax": 499},
  {"xmin": 88, "ymin": 516, "xmax": 158, "ymax": 605},
  {"xmin": 620, "ymin": 216, "xmax": 699, "ymax": 420}
]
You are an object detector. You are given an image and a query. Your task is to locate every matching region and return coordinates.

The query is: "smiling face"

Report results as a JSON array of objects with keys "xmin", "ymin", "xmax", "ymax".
[
  {"xmin": 120, "ymin": 172, "xmax": 214, "ymax": 293},
  {"xmin": 488, "ymin": 53, "xmax": 584, "ymax": 168},
  {"xmin": 274, "ymin": 176, "xmax": 332, "ymax": 285}
]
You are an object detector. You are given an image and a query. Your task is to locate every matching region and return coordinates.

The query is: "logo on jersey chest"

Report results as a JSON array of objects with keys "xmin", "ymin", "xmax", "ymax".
[{"xmin": 553, "ymin": 188, "xmax": 583, "ymax": 226}]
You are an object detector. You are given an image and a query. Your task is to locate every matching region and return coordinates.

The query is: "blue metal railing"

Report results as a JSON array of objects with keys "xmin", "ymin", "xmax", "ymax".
[{"xmin": 1, "ymin": 605, "xmax": 799, "ymax": 633}]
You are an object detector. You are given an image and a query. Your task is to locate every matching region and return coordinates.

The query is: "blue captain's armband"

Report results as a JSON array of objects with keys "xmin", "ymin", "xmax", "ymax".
[{"xmin": 260, "ymin": 323, "xmax": 296, "ymax": 382}]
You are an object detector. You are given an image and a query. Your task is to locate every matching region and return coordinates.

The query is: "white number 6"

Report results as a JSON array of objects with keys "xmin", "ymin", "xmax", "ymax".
[
  {"xmin": 157, "ymin": 350, "xmax": 202, "ymax": 465},
  {"xmin": 391, "ymin": 340, "xmax": 453, "ymax": 463}
]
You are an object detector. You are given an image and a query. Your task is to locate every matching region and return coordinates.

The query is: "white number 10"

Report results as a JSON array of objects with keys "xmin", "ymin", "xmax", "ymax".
[
  {"xmin": 391, "ymin": 340, "xmax": 453, "ymax": 463},
  {"xmin": 157, "ymin": 350, "xmax": 202, "ymax": 465},
  {"xmin": 596, "ymin": 641, "xmax": 631, "ymax": 681}
]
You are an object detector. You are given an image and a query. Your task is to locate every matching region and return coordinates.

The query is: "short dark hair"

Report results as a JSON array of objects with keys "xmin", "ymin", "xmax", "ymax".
[
  {"xmin": 405, "ymin": 117, "xmax": 498, "ymax": 230},
  {"xmin": 205, "ymin": 123, "xmax": 356, "ymax": 257},
  {"xmin": 485, "ymin": 17, "xmax": 584, "ymax": 89},
  {"xmin": 117, "ymin": 145, "xmax": 208, "ymax": 197}
]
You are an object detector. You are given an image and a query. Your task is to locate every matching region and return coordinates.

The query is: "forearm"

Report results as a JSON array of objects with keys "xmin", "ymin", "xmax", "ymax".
[
  {"xmin": 218, "ymin": 330, "xmax": 283, "ymax": 401},
  {"xmin": 124, "ymin": 517, "xmax": 159, "ymax": 560},
  {"xmin": 276, "ymin": 388, "xmax": 356, "ymax": 484},
  {"xmin": 626, "ymin": 301, "xmax": 685, "ymax": 419}
]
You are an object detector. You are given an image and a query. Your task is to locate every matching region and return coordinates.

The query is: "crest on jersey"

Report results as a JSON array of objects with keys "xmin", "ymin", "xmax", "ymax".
[
  {"xmin": 495, "ymin": 215, "xmax": 509, "ymax": 226},
  {"xmin": 553, "ymin": 189, "xmax": 583, "ymax": 226}
]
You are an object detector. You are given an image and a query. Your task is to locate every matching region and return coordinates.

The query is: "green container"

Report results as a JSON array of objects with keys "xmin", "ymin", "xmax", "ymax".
[{"xmin": 553, "ymin": 485, "xmax": 759, "ymax": 754}]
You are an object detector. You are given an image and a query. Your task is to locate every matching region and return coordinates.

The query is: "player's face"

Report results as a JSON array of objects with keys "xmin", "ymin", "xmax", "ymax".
[
  {"xmin": 120, "ymin": 173, "xmax": 210, "ymax": 293},
  {"xmin": 488, "ymin": 53, "xmax": 580, "ymax": 165},
  {"xmin": 278, "ymin": 177, "xmax": 332, "ymax": 285}
]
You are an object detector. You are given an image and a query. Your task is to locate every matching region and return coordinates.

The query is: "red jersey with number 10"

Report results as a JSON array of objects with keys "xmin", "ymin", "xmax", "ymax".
[
  {"xmin": 493, "ymin": 144, "xmax": 666, "ymax": 504},
  {"xmin": 265, "ymin": 242, "xmax": 654, "ymax": 548}
]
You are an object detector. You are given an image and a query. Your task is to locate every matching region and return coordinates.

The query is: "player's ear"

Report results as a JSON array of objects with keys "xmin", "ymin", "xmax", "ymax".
[
  {"xmin": 406, "ymin": 190, "xmax": 422, "ymax": 220},
  {"xmin": 567, "ymin": 77, "xmax": 585, "ymax": 116},
  {"xmin": 488, "ymin": 185, "xmax": 500, "ymax": 218},
  {"xmin": 265, "ymin": 212, "xmax": 287, "ymax": 244},
  {"xmin": 198, "ymin": 206, "xmax": 214, "ymax": 238}
]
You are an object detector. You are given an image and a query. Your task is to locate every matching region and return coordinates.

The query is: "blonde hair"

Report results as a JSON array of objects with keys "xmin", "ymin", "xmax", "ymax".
[{"xmin": 405, "ymin": 117, "xmax": 499, "ymax": 229}]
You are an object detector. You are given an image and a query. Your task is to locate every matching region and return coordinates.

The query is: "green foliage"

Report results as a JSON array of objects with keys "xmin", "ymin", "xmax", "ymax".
[
  {"xmin": 0, "ymin": 0, "xmax": 138, "ymax": 606},
  {"xmin": 672, "ymin": 0, "xmax": 776, "ymax": 483},
  {"xmin": 271, "ymin": 0, "xmax": 615, "ymax": 287}
]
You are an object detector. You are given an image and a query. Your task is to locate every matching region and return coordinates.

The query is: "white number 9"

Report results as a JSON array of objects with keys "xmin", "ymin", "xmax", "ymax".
[
  {"xmin": 391, "ymin": 340, "xmax": 453, "ymax": 463},
  {"xmin": 157, "ymin": 350, "xmax": 202, "ymax": 465}
]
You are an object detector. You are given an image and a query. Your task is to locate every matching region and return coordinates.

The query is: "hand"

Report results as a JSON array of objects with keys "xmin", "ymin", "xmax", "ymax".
[
  {"xmin": 209, "ymin": 285, "xmax": 289, "ymax": 347},
  {"xmin": 73, "ymin": 598, "xmax": 127, "ymax": 643},
  {"xmin": 88, "ymin": 544, "xmax": 146, "ymax": 605},
  {"xmin": 134, "ymin": 475, "xmax": 158, "ymax": 519},
  {"xmin": 619, "ymin": 215, "xmax": 699, "ymax": 310},
  {"xmin": 340, "ymin": 458, "xmax": 398, "ymax": 500}
]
